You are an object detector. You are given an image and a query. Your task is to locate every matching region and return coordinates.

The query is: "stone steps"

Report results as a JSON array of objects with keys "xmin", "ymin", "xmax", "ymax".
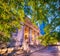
[{"xmin": 0, "ymin": 47, "xmax": 24, "ymax": 56}]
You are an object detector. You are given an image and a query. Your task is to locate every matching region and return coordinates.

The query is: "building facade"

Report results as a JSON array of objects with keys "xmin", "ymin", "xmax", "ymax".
[{"xmin": 10, "ymin": 17, "xmax": 40, "ymax": 47}]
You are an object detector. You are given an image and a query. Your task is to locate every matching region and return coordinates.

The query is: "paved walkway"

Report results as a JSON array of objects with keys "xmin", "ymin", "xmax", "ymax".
[
  {"xmin": 0, "ymin": 45, "xmax": 59, "ymax": 56},
  {"xmin": 29, "ymin": 45, "xmax": 58, "ymax": 56},
  {"xmin": 16, "ymin": 45, "xmax": 59, "ymax": 56}
]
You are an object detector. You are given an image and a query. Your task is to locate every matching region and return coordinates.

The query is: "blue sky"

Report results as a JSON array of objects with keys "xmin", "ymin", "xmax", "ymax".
[
  {"xmin": 39, "ymin": 21, "xmax": 45, "ymax": 35},
  {"xmin": 24, "ymin": 1, "xmax": 60, "ymax": 35}
]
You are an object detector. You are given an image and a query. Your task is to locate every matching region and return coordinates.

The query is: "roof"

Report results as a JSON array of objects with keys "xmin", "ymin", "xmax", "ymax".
[{"xmin": 24, "ymin": 17, "xmax": 40, "ymax": 33}]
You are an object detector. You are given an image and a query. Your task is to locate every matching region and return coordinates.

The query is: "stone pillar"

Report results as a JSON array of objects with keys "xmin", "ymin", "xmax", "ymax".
[
  {"xmin": 29, "ymin": 28, "xmax": 32, "ymax": 45},
  {"xmin": 34, "ymin": 32, "xmax": 37, "ymax": 45},
  {"xmin": 10, "ymin": 25, "xmax": 24, "ymax": 47},
  {"xmin": 23, "ymin": 26, "xmax": 30, "ymax": 51},
  {"xmin": 32, "ymin": 30, "xmax": 35, "ymax": 45},
  {"xmin": 35, "ymin": 32, "xmax": 39, "ymax": 45},
  {"xmin": 36, "ymin": 33, "xmax": 39, "ymax": 45},
  {"xmin": 24, "ymin": 26, "xmax": 29, "ymax": 41},
  {"xmin": 15, "ymin": 26, "xmax": 24, "ymax": 47}
]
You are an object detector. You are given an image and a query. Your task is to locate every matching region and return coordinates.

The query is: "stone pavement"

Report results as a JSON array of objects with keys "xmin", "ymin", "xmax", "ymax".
[
  {"xmin": 17, "ymin": 45, "xmax": 59, "ymax": 56},
  {"xmin": 0, "ymin": 45, "xmax": 59, "ymax": 56},
  {"xmin": 29, "ymin": 45, "xmax": 58, "ymax": 56},
  {"xmin": 22, "ymin": 46, "xmax": 59, "ymax": 56}
]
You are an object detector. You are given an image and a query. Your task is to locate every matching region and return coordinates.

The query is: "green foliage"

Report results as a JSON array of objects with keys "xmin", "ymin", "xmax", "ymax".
[
  {"xmin": 28, "ymin": 0, "xmax": 59, "ymax": 45},
  {"xmin": 0, "ymin": 0, "xmax": 60, "ymax": 45},
  {"xmin": 39, "ymin": 33, "xmax": 58, "ymax": 46},
  {"xmin": 0, "ymin": 0, "xmax": 25, "ymax": 42},
  {"xmin": 56, "ymin": 32, "xmax": 60, "ymax": 42}
]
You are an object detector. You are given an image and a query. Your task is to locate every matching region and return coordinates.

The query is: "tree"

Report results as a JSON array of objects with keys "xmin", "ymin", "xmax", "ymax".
[
  {"xmin": 0, "ymin": 0, "xmax": 25, "ymax": 42},
  {"xmin": 0, "ymin": 0, "xmax": 60, "ymax": 45},
  {"xmin": 28, "ymin": 0, "xmax": 60, "ymax": 45},
  {"xmin": 27, "ymin": 0, "xmax": 60, "ymax": 45}
]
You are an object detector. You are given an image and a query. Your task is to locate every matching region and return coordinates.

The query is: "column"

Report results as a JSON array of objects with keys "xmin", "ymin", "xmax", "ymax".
[
  {"xmin": 34, "ymin": 31, "xmax": 37, "ymax": 45},
  {"xmin": 23, "ymin": 26, "xmax": 30, "ymax": 51},
  {"xmin": 29, "ymin": 28, "xmax": 32, "ymax": 45},
  {"xmin": 15, "ymin": 25, "xmax": 24, "ymax": 47},
  {"xmin": 32, "ymin": 30, "xmax": 35, "ymax": 45},
  {"xmin": 10, "ymin": 25, "xmax": 24, "ymax": 47},
  {"xmin": 35, "ymin": 32, "xmax": 39, "ymax": 45},
  {"xmin": 24, "ymin": 26, "xmax": 29, "ymax": 41},
  {"xmin": 36, "ymin": 33, "xmax": 39, "ymax": 45}
]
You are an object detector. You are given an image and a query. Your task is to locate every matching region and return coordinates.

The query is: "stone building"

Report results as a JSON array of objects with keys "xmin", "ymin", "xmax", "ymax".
[{"xmin": 10, "ymin": 17, "xmax": 40, "ymax": 47}]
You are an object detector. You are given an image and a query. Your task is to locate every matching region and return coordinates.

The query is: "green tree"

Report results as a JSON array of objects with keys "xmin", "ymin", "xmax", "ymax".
[
  {"xmin": 0, "ymin": 0, "xmax": 60, "ymax": 45},
  {"xmin": 27, "ymin": 0, "xmax": 60, "ymax": 45},
  {"xmin": 0, "ymin": 0, "xmax": 25, "ymax": 42}
]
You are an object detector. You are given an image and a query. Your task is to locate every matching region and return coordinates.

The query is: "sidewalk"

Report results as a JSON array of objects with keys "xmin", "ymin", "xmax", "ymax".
[
  {"xmin": 29, "ymin": 44, "xmax": 46, "ymax": 53},
  {"xmin": 29, "ymin": 45, "xmax": 58, "ymax": 56}
]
